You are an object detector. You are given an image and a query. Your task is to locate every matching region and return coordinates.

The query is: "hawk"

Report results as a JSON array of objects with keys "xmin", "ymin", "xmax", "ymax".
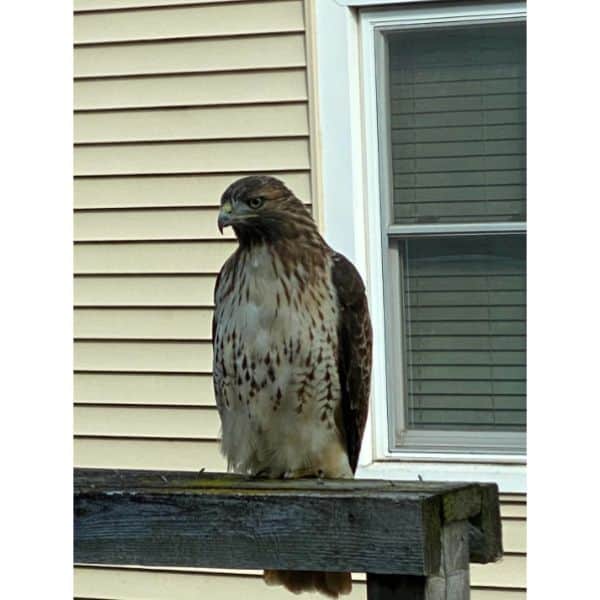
[{"xmin": 212, "ymin": 175, "xmax": 372, "ymax": 597}]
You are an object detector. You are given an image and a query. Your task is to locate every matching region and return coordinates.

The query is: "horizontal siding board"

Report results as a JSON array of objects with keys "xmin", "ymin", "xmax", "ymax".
[
  {"xmin": 75, "ymin": 0, "xmax": 245, "ymax": 9},
  {"xmin": 501, "ymin": 518, "xmax": 525, "ymax": 553},
  {"xmin": 74, "ymin": 308, "xmax": 213, "ymax": 339},
  {"xmin": 471, "ymin": 555, "xmax": 526, "ymax": 589},
  {"xmin": 74, "ymin": 567, "xmax": 368, "ymax": 600},
  {"xmin": 74, "ymin": 33, "xmax": 306, "ymax": 77},
  {"xmin": 74, "ymin": 205, "xmax": 311, "ymax": 241},
  {"xmin": 74, "ymin": 340, "xmax": 212, "ymax": 372},
  {"xmin": 75, "ymin": 1, "xmax": 304, "ymax": 43},
  {"xmin": 74, "ymin": 437, "xmax": 225, "ymax": 471},
  {"xmin": 74, "ymin": 405, "xmax": 220, "ymax": 438},
  {"xmin": 74, "ymin": 241, "xmax": 236, "ymax": 274},
  {"xmin": 74, "ymin": 103, "xmax": 309, "ymax": 143},
  {"xmin": 74, "ymin": 68, "xmax": 308, "ymax": 110},
  {"xmin": 472, "ymin": 592, "xmax": 525, "ymax": 600},
  {"xmin": 74, "ymin": 275, "xmax": 216, "ymax": 306},
  {"xmin": 74, "ymin": 172, "xmax": 311, "ymax": 209},
  {"xmin": 500, "ymin": 494, "xmax": 526, "ymax": 503},
  {"xmin": 500, "ymin": 505, "xmax": 526, "ymax": 520},
  {"xmin": 74, "ymin": 208, "xmax": 234, "ymax": 241},
  {"xmin": 74, "ymin": 139, "xmax": 310, "ymax": 175},
  {"xmin": 74, "ymin": 372, "xmax": 215, "ymax": 406},
  {"xmin": 74, "ymin": 567, "xmax": 525, "ymax": 599}
]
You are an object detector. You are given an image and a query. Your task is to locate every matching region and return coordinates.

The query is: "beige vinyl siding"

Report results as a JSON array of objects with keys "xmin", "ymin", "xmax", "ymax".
[
  {"xmin": 75, "ymin": 138, "xmax": 310, "ymax": 175},
  {"xmin": 75, "ymin": 0, "xmax": 245, "ymax": 9},
  {"xmin": 74, "ymin": 308, "xmax": 213, "ymax": 339},
  {"xmin": 73, "ymin": 2, "xmax": 525, "ymax": 599},
  {"xmin": 75, "ymin": 34, "xmax": 306, "ymax": 77},
  {"xmin": 74, "ymin": 405, "xmax": 220, "ymax": 438},
  {"xmin": 74, "ymin": 241, "xmax": 236, "ymax": 273},
  {"xmin": 73, "ymin": 172, "xmax": 311, "ymax": 208},
  {"xmin": 74, "ymin": 69, "xmax": 309, "ymax": 110},
  {"xmin": 74, "ymin": 209, "xmax": 237, "ymax": 241},
  {"xmin": 74, "ymin": 0, "xmax": 313, "ymax": 479},
  {"xmin": 74, "ymin": 372, "xmax": 215, "ymax": 406},
  {"xmin": 74, "ymin": 438, "xmax": 226, "ymax": 471},
  {"xmin": 74, "ymin": 340, "xmax": 212, "ymax": 372},
  {"xmin": 74, "ymin": 204, "xmax": 310, "ymax": 241},
  {"xmin": 74, "ymin": 1, "xmax": 304, "ymax": 43},
  {"xmin": 74, "ymin": 567, "xmax": 527, "ymax": 600},
  {"xmin": 74, "ymin": 103, "xmax": 309, "ymax": 143},
  {"xmin": 74, "ymin": 275, "xmax": 216, "ymax": 306}
]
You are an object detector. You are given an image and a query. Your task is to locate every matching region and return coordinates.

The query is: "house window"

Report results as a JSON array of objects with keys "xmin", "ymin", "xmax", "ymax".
[
  {"xmin": 371, "ymin": 8, "xmax": 526, "ymax": 457},
  {"xmin": 314, "ymin": 0, "xmax": 527, "ymax": 486}
]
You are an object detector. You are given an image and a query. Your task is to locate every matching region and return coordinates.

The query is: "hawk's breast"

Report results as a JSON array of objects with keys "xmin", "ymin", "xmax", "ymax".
[{"xmin": 213, "ymin": 243, "xmax": 352, "ymax": 478}]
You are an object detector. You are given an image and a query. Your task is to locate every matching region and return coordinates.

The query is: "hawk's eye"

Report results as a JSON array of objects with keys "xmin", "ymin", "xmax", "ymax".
[{"xmin": 248, "ymin": 196, "xmax": 264, "ymax": 210}]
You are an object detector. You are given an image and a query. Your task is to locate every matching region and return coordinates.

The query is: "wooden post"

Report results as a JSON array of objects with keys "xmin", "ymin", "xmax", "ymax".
[
  {"xmin": 74, "ymin": 469, "xmax": 502, "ymax": 598},
  {"xmin": 367, "ymin": 520, "xmax": 470, "ymax": 600}
]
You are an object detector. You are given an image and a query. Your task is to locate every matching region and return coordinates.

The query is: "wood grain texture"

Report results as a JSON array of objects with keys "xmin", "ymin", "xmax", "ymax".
[
  {"xmin": 469, "ymin": 484, "xmax": 503, "ymax": 564},
  {"xmin": 74, "ymin": 469, "xmax": 502, "ymax": 577}
]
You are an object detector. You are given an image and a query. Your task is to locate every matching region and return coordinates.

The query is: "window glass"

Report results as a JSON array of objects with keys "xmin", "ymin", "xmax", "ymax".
[
  {"xmin": 385, "ymin": 19, "xmax": 527, "ymax": 450},
  {"xmin": 401, "ymin": 235, "xmax": 526, "ymax": 432},
  {"xmin": 389, "ymin": 23, "xmax": 526, "ymax": 224}
]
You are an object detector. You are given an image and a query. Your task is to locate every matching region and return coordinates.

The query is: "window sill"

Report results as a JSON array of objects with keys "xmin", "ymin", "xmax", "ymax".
[{"xmin": 356, "ymin": 459, "xmax": 526, "ymax": 494}]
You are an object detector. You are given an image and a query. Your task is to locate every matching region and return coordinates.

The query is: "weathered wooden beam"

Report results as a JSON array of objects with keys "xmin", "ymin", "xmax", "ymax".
[
  {"xmin": 367, "ymin": 520, "xmax": 471, "ymax": 600},
  {"xmin": 74, "ymin": 468, "xmax": 502, "ymax": 583}
]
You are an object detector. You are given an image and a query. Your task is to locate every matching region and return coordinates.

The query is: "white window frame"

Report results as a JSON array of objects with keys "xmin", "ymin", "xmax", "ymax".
[{"xmin": 314, "ymin": 0, "xmax": 527, "ymax": 493}]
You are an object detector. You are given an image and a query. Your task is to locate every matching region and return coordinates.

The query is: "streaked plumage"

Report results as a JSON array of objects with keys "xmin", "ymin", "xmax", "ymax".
[{"xmin": 212, "ymin": 175, "xmax": 372, "ymax": 597}]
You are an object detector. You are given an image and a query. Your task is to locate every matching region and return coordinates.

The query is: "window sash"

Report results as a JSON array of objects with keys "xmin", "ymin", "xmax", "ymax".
[{"xmin": 370, "ymin": 5, "xmax": 527, "ymax": 457}]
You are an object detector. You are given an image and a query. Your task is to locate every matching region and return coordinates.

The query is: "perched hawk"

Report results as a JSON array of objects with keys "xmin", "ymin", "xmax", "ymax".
[{"xmin": 212, "ymin": 175, "xmax": 372, "ymax": 597}]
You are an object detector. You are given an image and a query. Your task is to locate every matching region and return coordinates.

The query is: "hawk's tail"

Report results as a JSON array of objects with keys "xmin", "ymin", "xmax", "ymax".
[{"xmin": 264, "ymin": 569, "xmax": 352, "ymax": 598}]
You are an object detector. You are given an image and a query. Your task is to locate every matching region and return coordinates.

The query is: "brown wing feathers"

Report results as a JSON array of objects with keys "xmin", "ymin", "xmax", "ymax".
[{"xmin": 331, "ymin": 252, "xmax": 373, "ymax": 474}]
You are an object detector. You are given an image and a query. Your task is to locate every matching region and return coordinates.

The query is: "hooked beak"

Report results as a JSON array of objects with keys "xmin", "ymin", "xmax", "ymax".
[{"xmin": 217, "ymin": 201, "xmax": 233, "ymax": 234}]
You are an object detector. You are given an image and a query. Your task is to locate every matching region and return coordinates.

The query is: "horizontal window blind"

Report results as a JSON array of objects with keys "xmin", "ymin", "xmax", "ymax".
[
  {"xmin": 402, "ymin": 235, "xmax": 526, "ymax": 431},
  {"xmin": 388, "ymin": 22, "xmax": 526, "ymax": 224}
]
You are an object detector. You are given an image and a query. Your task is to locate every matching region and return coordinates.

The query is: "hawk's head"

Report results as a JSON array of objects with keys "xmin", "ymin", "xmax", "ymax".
[{"xmin": 217, "ymin": 175, "xmax": 317, "ymax": 245}]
